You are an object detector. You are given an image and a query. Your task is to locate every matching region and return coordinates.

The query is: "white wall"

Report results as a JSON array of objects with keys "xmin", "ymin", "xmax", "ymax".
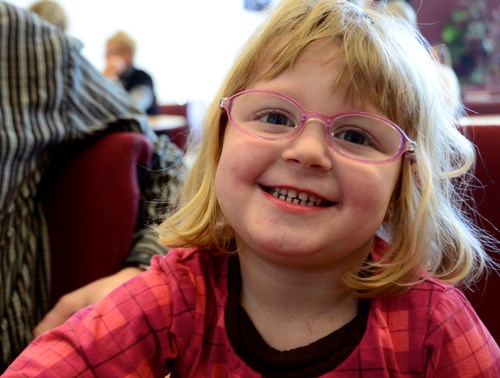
[{"xmin": 8, "ymin": 0, "xmax": 273, "ymax": 106}]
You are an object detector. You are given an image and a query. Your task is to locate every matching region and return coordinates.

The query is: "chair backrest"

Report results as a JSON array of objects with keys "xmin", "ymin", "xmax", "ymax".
[
  {"xmin": 42, "ymin": 132, "xmax": 153, "ymax": 305},
  {"xmin": 462, "ymin": 124, "xmax": 500, "ymax": 344}
]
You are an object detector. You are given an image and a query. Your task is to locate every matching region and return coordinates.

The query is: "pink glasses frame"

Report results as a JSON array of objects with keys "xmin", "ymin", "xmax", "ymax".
[{"xmin": 220, "ymin": 89, "xmax": 417, "ymax": 164}]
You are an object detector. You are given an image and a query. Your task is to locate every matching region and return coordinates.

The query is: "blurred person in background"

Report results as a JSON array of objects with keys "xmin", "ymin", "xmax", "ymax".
[
  {"xmin": 29, "ymin": 0, "xmax": 67, "ymax": 31},
  {"xmin": 385, "ymin": 0, "xmax": 417, "ymax": 27},
  {"xmin": 104, "ymin": 31, "xmax": 159, "ymax": 115}
]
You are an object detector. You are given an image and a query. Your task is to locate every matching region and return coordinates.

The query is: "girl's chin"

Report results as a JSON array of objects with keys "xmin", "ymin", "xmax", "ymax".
[{"xmin": 243, "ymin": 241, "xmax": 327, "ymax": 261}]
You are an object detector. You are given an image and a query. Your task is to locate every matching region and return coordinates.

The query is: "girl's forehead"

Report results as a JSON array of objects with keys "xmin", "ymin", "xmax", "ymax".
[
  {"xmin": 254, "ymin": 39, "xmax": 342, "ymax": 84},
  {"xmin": 251, "ymin": 41, "xmax": 386, "ymax": 116},
  {"xmin": 295, "ymin": 39, "xmax": 342, "ymax": 64}
]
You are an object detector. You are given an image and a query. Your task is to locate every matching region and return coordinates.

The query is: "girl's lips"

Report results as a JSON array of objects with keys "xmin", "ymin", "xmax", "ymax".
[{"xmin": 260, "ymin": 185, "xmax": 334, "ymax": 207}]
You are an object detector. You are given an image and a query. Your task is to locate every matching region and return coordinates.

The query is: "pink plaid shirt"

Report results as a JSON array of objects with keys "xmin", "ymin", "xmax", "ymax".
[{"xmin": 4, "ymin": 247, "xmax": 499, "ymax": 377}]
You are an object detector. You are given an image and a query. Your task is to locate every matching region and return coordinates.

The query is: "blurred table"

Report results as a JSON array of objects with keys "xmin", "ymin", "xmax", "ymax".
[
  {"xmin": 148, "ymin": 115, "xmax": 189, "ymax": 149},
  {"xmin": 148, "ymin": 115, "xmax": 187, "ymax": 131},
  {"xmin": 459, "ymin": 114, "xmax": 500, "ymax": 126}
]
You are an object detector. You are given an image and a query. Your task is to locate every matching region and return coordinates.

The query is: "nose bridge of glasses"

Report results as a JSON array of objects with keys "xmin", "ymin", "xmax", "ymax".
[
  {"xmin": 293, "ymin": 112, "xmax": 336, "ymax": 148},
  {"xmin": 301, "ymin": 111, "xmax": 333, "ymax": 129}
]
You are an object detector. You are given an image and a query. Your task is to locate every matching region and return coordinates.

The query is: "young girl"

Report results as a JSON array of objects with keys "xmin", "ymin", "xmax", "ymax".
[{"xmin": 5, "ymin": 0, "xmax": 499, "ymax": 376}]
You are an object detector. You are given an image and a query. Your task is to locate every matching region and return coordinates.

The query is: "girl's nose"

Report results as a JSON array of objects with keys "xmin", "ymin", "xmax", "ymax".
[{"xmin": 281, "ymin": 120, "xmax": 333, "ymax": 170}]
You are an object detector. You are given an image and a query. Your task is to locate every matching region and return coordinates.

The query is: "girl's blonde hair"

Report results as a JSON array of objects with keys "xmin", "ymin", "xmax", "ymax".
[{"xmin": 158, "ymin": 0, "xmax": 495, "ymax": 296}]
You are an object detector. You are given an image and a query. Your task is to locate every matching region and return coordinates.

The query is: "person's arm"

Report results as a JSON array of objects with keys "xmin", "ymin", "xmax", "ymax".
[
  {"xmin": 8, "ymin": 268, "xmax": 174, "ymax": 376},
  {"xmin": 33, "ymin": 267, "xmax": 142, "ymax": 336},
  {"xmin": 128, "ymin": 84, "xmax": 155, "ymax": 113},
  {"xmin": 103, "ymin": 55, "xmax": 126, "ymax": 81},
  {"xmin": 122, "ymin": 69, "xmax": 158, "ymax": 113}
]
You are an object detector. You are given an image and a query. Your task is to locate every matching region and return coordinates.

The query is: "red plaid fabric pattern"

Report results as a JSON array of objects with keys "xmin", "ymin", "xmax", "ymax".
[{"xmin": 5, "ymin": 248, "xmax": 499, "ymax": 377}]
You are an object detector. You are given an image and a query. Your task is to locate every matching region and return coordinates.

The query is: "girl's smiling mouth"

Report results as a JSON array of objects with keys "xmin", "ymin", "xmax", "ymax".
[{"xmin": 260, "ymin": 185, "xmax": 334, "ymax": 207}]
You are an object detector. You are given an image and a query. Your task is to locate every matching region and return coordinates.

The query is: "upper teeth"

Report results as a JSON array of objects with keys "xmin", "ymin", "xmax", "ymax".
[{"xmin": 270, "ymin": 188, "xmax": 324, "ymax": 206}]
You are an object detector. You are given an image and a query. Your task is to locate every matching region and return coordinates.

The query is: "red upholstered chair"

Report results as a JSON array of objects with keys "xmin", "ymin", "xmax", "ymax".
[
  {"xmin": 42, "ymin": 132, "xmax": 153, "ymax": 306},
  {"xmin": 462, "ymin": 124, "xmax": 500, "ymax": 344}
]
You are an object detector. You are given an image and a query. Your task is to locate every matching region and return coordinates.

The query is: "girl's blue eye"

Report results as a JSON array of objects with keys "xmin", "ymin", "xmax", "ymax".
[
  {"xmin": 257, "ymin": 111, "xmax": 296, "ymax": 127},
  {"xmin": 262, "ymin": 113, "xmax": 289, "ymax": 125},
  {"xmin": 335, "ymin": 129, "xmax": 370, "ymax": 145}
]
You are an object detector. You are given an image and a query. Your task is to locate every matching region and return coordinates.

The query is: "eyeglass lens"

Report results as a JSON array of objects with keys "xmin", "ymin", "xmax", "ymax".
[{"xmin": 227, "ymin": 92, "xmax": 404, "ymax": 162}]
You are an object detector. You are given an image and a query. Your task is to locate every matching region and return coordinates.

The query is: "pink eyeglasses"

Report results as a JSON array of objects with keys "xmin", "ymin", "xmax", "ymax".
[{"xmin": 220, "ymin": 89, "xmax": 416, "ymax": 164}]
